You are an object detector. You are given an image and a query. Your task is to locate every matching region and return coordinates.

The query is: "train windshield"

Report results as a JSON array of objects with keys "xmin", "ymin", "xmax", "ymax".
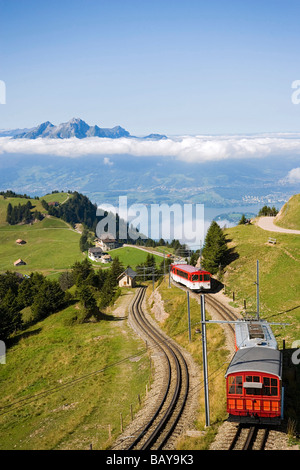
[
  {"xmin": 191, "ymin": 274, "xmax": 199, "ymax": 281},
  {"xmin": 204, "ymin": 274, "xmax": 210, "ymax": 281}
]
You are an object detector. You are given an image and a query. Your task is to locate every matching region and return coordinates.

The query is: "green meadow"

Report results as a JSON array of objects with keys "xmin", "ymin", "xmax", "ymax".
[
  {"xmin": 0, "ymin": 291, "xmax": 150, "ymax": 450},
  {"xmin": 0, "ymin": 216, "xmax": 84, "ymax": 276},
  {"xmin": 275, "ymin": 193, "xmax": 300, "ymax": 231},
  {"xmin": 223, "ymin": 223, "xmax": 300, "ymax": 345},
  {"xmin": 109, "ymin": 246, "xmax": 163, "ymax": 270}
]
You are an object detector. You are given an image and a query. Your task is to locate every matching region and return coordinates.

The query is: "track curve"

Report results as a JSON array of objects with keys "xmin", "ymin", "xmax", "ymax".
[{"xmin": 113, "ymin": 287, "xmax": 191, "ymax": 451}]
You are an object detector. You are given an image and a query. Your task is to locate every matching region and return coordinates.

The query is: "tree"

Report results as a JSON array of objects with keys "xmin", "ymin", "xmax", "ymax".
[
  {"xmin": 0, "ymin": 289, "xmax": 22, "ymax": 341},
  {"xmin": 71, "ymin": 259, "xmax": 94, "ymax": 286},
  {"xmin": 76, "ymin": 285, "xmax": 98, "ymax": 320},
  {"xmin": 202, "ymin": 221, "xmax": 228, "ymax": 274},
  {"xmin": 31, "ymin": 279, "xmax": 65, "ymax": 321},
  {"xmin": 59, "ymin": 271, "xmax": 75, "ymax": 291},
  {"xmin": 79, "ymin": 229, "xmax": 92, "ymax": 252},
  {"xmin": 238, "ymin": 214, "xmax": 247, "ymax": 225},
  {"xmin": 99, "ymin": 271, "xmax": 117, "ymax": 308},
  {"xmin": 6, "ymin": 203, "xmax": 12, "ymax": 223},
  {"xmin": 110, "ymin": 257, "xmax": 124, "ymax": 284}
]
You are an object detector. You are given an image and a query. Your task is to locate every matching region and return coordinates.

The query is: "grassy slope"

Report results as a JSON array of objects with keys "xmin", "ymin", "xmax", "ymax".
[
  {"xmin": 109, "ymin": 246, "xmax": 163, "ymax": 269},
  {"xmin": 223, "ymin": 223, "xmax": 300, "ymax": 345},
  {"xmin": 0, "ymin": 291, "xmax": 150, "ymax": 450},
  {"xmin": 0, "ymin": 193, "xmax": 84, "ymax": 276},
  {"xmin": 0, "ymin": 216, "xmax": 84, "ymax": 276},
  {"xmin": 0, "ymin": 195, "xmax": 46, "ymax": 225},
  {"xmin": 0, "ymin": 195, "xmax": 165, "ymax": 276},
  {"xmin": 274, "ymin": 193, "xmax": 300, "ymax": 230},
  {"xmin": 0, "ymin": 194, "xmax": 166, "ymax": 449}
]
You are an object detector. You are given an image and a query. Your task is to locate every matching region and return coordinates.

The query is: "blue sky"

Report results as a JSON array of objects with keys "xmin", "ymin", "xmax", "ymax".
[{"xmin": 1, "ymin": 0, "xmax": 300, "ymax": 135}]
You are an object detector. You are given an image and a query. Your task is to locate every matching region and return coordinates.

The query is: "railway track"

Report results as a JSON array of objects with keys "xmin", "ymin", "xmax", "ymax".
[
  {"xmin": 170, "ymin": 277, "xmax": 241, "ymax": 335},
  {"xmin": 228, "ymin": 424, "xmax": 269, "ymax": 450},
  {"xmin": 122, "ymin": 287, "xmax": 190, "ymax": 450}
]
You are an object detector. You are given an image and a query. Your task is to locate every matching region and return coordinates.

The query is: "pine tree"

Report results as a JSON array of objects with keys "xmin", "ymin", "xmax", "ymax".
[
  {"xmin": 0, "ymin": 288, "xmax": 22, "ymax": 341},
  {"xmin": 100, "ymin": 271, "xmax": 117, "ymax": 308},
  {"xmin": 76, "ymin": 285, "xmax": 97, "ymax": 319},
  {"xmin": 238, "ymin": 214, "xmax": 246, "ymax": 225},
  {"xmin": 202, "ymin": 221, "xmax": 228, "ymax": 274},
  {"xmin": 6, "ymin": 203, "xmax": 12, "ymax": 224},
  {"xmin": 110, "ymin": 257, "xmax": 124, "ymax": 284}
]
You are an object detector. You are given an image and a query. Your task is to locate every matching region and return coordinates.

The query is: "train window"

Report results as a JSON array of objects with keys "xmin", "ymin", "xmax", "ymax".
[
  {"xmin": 178, "ymin": 270, "xmax": 188, "ymax": 279},
  {"xmin": 192, "ymin": 274, "xmax": 199, "ymax": 281},
  {"xmin": 245, "ymin": 376, "xmax": 261, "ymax": 395},
  {"xmin": 263, "ymin": 377, "xmax": 278, "ymax": 396},
  {"xmin": 246, "ymin": 375, "xmax": 260, "ymax": 382},
  {"xmin": 228, "ymin": 376, "xmax": 243, "ymax": 394},
  {"xmin": 204, "ymin": 274, "xmax": 210, "ymax": 281}
]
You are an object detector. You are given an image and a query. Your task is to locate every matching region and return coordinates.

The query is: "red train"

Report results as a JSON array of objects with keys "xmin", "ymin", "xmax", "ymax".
[
  {"xmin": 170, "ymin": 263, "xmax": 211, "ymax": 291},
  {"xmin": 225, "ymin": 320, "xmax": 283, "ymax": 425}
]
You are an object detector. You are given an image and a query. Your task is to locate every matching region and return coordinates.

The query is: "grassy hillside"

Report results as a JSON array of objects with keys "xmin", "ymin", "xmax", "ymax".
[
  {"xmin": 0, "ymin": 216, "xmax": 84, "ymax": 276},
  {"xmin": 0, "ymin": 290, "xmax": 150, "ymax": 450},
  {"xmin": 0, "ymin": 195, "xmax": 165, "ymax": 276},
  {"xmin": 274, "ymin": 193, "xmax": 300, "ymax": 230},
  {"xmin": 223, "ymin": 223, "xmax": 300, "ymax": 345},
  {"xmin": 41, "ymin": 192, "xmax": 72, "ymax": 205},
  {"xmin": 0, "ymin": 195, "xmax": 46, "ymax": 226},
  {"xmin": 109, "ymin": 246, "xmax": 163, "ymax": 270}
]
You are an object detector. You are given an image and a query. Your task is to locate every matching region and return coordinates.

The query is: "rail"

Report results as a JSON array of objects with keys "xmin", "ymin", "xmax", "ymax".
[{"xmin": 124, "ymin": 287, "xmax": 190, "ymax": 450}]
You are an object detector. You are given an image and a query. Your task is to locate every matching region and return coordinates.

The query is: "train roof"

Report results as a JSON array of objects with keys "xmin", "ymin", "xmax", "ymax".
[
  {"xmin": 171, "ymin": 264, "xmax": 210, "ymax": 274},
  {"xmin": 235, "ymin": 320, "xmax": 278, "ymax": 350},
  {"xmin": 225, "ymin": 347, "xmax": 282, "ymax": 379}
]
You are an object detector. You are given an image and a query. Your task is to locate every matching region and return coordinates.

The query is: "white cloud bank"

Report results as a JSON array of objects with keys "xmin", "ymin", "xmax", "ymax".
[
  {"xmin": 282, "ymin": 167, "xmax": 300, "ymax": 184},
  {"xmin": 1, "ymin": 133, "xmax": 300, "ymax": 163}
]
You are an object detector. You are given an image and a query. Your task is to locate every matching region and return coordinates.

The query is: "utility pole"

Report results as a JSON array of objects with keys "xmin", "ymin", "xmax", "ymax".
[
  {"xmin": 255, "ymin": 260, "xmax": 260, "ymax": 320},
  {"xmin": 201, "ymin": 295, "xmax": 210, "ymax": 427},
  {"xmin": 187, "ymin": 291, "xmax": 191, "ymax": 342}
]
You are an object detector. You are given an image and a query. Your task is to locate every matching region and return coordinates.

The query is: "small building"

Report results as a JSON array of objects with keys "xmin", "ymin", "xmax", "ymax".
[
  {"xmin": 48, "ymin": 201, "xmax": 59, "ymax": 207},
  {"xmin": 101, "ymin": 254, "xmax": 112, "ymax": 264},
  {"xmin": 96, "ymin": 234, "xmax": 119, "ymax": 251},
  {"xmin": 14, "ymin": 259, "xmax": 26, "ymax": 266},
  {"xmin": 118, "ymin": 268, "xmax": 137, "ymax": 288},
  {"xmin": 16, "ymin": 239, "xmax": 26, "ymax": 245},
  {"xmin": 88, "ymin": 247, "xmax": 103, "ymax": 261}
]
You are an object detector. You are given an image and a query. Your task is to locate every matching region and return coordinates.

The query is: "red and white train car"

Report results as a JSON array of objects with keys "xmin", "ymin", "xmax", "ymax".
[
  {"xmin": 170, "ymin": 263, "xmax": 211, "ymax": 291},
  {"xmin": 225, "ymin": 320, "xmax": 283, "ymax": 424}
]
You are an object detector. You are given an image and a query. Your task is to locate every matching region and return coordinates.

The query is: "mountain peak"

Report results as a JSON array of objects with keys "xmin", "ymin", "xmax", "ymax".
[{"xmin": 7, "ymin": 118, "xmax": 167, "ymax": 141}]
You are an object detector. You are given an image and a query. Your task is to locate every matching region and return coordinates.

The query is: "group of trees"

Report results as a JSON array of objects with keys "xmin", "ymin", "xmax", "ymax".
[
  {"xmin": 41, "ymin": 192, "xmax": 98, "ymax": 231},
  {"xmin": 0, "ymin": 272, "xmax": 67, "ymax": 341},
  {"xmin": 59, "ymin": 256, "xmax": 125, "ymax": 319},
  {"xmin": 0, "ymin": 190, "xmax": 40, "ymax": 200},
  {"xmin": 0, "ymin": 256, "xmax": 127, "ymax": 342},
  {"xmin": 258, "ymin": 205, "xmax": 279, "ymax": 217},
  {"xmin": 6, "ymin": 201, "xmax": 43, "ymax": 225}
]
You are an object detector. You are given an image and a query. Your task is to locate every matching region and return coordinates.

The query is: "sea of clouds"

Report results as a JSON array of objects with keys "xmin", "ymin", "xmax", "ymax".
[{"xmin": 0, "ymin": 133, "xmax": 300, "ymax": 183}]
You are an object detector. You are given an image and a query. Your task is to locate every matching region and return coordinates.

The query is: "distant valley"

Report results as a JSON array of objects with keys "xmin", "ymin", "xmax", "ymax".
[{"xmin": 0, "ymin": 119, "xmax": 299, "ymax": 216}]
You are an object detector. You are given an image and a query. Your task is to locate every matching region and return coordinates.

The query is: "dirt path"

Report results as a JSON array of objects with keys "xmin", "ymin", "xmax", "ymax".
[{"xmin": 256, "ymin": 216, "xmax": 300, "ymax": 234}]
